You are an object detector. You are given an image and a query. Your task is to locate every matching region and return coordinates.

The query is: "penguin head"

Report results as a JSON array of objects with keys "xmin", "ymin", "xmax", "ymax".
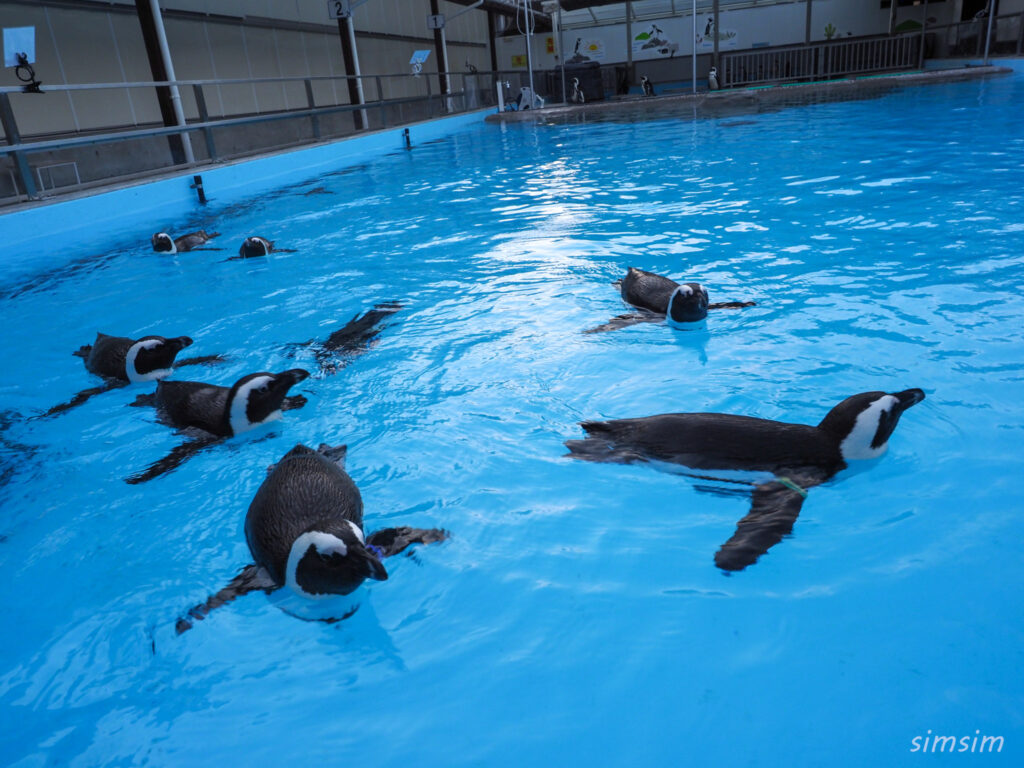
[
  {"xmin": 151, "ymin": 233, "xmax": 176, "ymax": 253},
  {"xmin": 127, "ymin": 335, "xmax": 193, "ymax": 382},
  {"xmin": 227, "ymin": 368, "xmax": 310, "ymax": 435},
  {"xmin": 667, "ymin": 283, "xmax": 710, "ymax": 326},
  {"xmin": 285, "ymin": 522, "xmax": 388, "ymax": 598},
  {"xmin": 818, "ymin": 389, "xmax": 926, "ymax": 460},
  {"xmin": 238, "ymin": 236, "xmax": 272, "ymax": 258}
]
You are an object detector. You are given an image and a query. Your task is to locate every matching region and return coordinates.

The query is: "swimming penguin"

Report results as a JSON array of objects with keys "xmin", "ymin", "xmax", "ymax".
[
  {"xmin": 708, "ymin": 67, "xmax": 720, "ymax": 91},
  {"xmin": 565, "ymin": 389, "xmax": 926, "ymax": 571},
  {"xmin": 641, "ymin": 76, "xmax": 655, "ymax": 97},
  {"xmin": 231, "ymin": 236, "xmax": 298, "ymax": 260},
  {"xmin": 41, "ymin": 333, "xmax": 221, "ymax": 418},
  {"xmin": 125, "ymin": 368, "xmax": 310, "ymax": 484},
  {"xmin": 175, "ymin": 443, "xmax": 448, "ymax": 633},
  {"xmin": 571, "ymin": 78, "xmax": 585, "ymax": 104},
  {"xmin": 288, "ymin": 302, "xmax": 403, "ymax": 375},
  {"xmin": 585, "ymin": 267, "xmax": 755, "ymax": 333},
  {"xmin": 151, "ymin": 229, "xmax": 220, "ymax": 254}
]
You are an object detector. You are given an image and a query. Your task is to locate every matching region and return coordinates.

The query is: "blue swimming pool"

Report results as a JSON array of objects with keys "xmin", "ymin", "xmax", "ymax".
[{"xmin": 1, "ymin": 68, "xmax": 1022, "ymax": 766}]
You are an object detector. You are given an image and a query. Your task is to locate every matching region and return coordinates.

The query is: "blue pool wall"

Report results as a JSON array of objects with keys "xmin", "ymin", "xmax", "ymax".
[{"xmin": 0, "ymin": 109, "xmax": 490, "ymax": 280}]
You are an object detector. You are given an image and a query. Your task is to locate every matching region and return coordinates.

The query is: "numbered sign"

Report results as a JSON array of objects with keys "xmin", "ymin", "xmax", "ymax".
[
  {"xmin": 427, "ymin": 14, "xmax": 445, "ymax": 30},
  {"xmin": 328, "ymin": 0, "xmax": 351, "ymax": 19}
]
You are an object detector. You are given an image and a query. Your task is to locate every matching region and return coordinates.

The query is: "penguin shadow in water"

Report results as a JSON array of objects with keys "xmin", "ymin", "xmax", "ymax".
[
  {"xmin": 175, "ymin": 443, "xmax": 448, "ymax": 634},
  {"xmin": 151, "ymin": 230, "xmax": 221, "ymax": 254},
  {"xmin": 223, "ymin": 236, "xmax": 298, "ymax": 262},
  {"xmin": 285, "ymin": 302, "xmax": 403, "ymax": 376},
  {"xmin": 38, "ymin": 332, "xmax": 227, "ymax": 419},
  {"xmin": 585, "ymin": 267, "xmax": 755, "ymax": 334},
  {"xmin": 125, "ymin": 368, "xmax": 310, "ymax": 484},
  {"xmin": 566, "ymin": 388, "xmax": 926, "ymax": 571}
]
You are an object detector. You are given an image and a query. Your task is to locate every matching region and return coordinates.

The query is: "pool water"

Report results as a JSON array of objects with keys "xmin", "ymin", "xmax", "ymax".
[{"xmin": 1, "ymin": 70, "xmax": 1023, "ymax": 766}]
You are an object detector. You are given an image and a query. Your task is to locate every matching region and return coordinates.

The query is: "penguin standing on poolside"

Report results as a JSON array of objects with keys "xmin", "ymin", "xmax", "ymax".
[
  {"xmin": 585, "ymin": 267, "xmax": 755, "ymax": 333},
  {"xmin": 571, "ymin": 78, "xmax": 585, "ymax": 104},
  {"xmin": 41, "ymin": 333, "xmax": 214, "ymax": 418},
  {"xmin": 175, "ymin": 443, "xmax": 448, "ymax": 632},
  {"xmin": 641, "ymin": 76, "xmax": 655, "ymax": 97},
  {"xmin": 126, "ymin": 368, "xmax": 310, "ymax": 484},
  {"xmin": 565, "ymin": 389, "xmax": 926, "ymax": 571},
  {"xmin": 708, "ymin": 67, "xmax": 720, "ymax": 91}
]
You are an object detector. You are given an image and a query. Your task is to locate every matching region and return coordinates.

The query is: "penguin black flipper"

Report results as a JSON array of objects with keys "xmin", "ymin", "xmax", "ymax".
[
  {"xmin": 40, "ymin": 380, "xmax": 127, "ymax": 418},
  {"xmin": 707, "ymin": 300, "xmax": 757, "ymax": 311},
  {"xmin": 366, "ymin": 526, "xmax": 449, "ymax": 557},
  {"xmin": 584, "ymin": 310, "xmax": 663, "ymax": 334},
  {"xmin": 173, "ymin": 354, "xmax": 229, "ymax": 369},
  {"xmin": 175, "ymin": 564, "xmax": 278, "ymax": 634},
  {"xmin": 130, "ymin": 392, "xmax": 156, "ymax": 408},
  {"xmin": 124, "ymin": 433, "xmax": 225, "ymax": 485},
  {"xmin": 714, "ymin": 474, "xmax": 823, "ymax": 572},
  {"xmin": 72, "ymin": 345, "xmax": 91, "ymax": 359}
]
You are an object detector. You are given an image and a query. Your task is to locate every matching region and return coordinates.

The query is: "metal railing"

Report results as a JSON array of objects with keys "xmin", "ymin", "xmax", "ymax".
[
  {"xmin": 0, "ymin": 69, "xmax": 511, "ymax": 206},
  {"xmin": 720, "ymin": 32, "xmax": 922, "ymax": 89}
]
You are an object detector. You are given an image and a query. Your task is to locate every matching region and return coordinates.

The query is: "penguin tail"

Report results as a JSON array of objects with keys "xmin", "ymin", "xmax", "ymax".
[
  {"xmin": 72, "ymin": 345, "xmax": 92, "ymax": 359},
  {"xmin": 129, "ymin": 393, "xmax": 156, "ymax": 408},
  {"xmin": 316, "ymin": 443, "xmax": 347, "ymax": 467},
  {"xmin": 564, "ymin": 435, "xmax": 616, "ymax": 461},
  {"xmin": 366, "ymin": 527, "xmax": 449, "ymax": 557},
  {"xmin": 175, "ymin": 564, "xmax": 276, "ymax": 634}
]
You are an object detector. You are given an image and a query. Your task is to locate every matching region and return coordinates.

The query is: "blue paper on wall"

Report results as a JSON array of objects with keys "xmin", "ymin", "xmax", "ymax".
[{"xmin": 3, "ymin": 26, "xmax": 35, "ymax": 67}]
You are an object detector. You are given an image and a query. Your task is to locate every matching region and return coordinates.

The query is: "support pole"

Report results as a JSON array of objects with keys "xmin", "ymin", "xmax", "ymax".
[
  {"xmin": 692, "ymin": 0, "xmax": 697, "ymax": 94},
  {"xmin": 146, "ymin": 0, "xmax": 193, "ymax": 164},
  {"xmin": 983, "ymin": 0, "xmax": 996, "ymax": 64},
  {"xmin": 134, "ymin": 0, "xmax": 188, "ymax": 165},
  {"xmin": 888, "ymin": 0, "xmax": 898, "ymax": 36},
  {"xmin": 805, "ymin": 0, "xmax": 812, "ymax": 44},
  {"xmin": 713, "ymin": 0, "xmax": 720, "ymax": 70},
  {"xmin": 919, "ymin": 0, "xmax": 929, "ymax": 68},
  {"xmin": 337, "ymin": 17, "xmax": 364, "ymax": 130},
  {"xmin": 346, "ymin": 15, "xmax": 368, "ymax": 127},
  {"xmin": 626, "ymin": 0, "xmax": 633, "ymax": 90},
  {"xmin": 430, "ymin": 0, "xmax": 449, "ymax": 97},
  {"xmin": 487, "ymin": 10, "xmax": 498, "ymax": 73}
]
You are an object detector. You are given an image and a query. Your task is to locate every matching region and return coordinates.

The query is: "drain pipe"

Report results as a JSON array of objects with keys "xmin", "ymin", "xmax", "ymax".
[
  {"xmin": 345, "ymin": 15, "xmax": 368, "ymax": 127},
  {"xmin": 147, "ymin": 0, "xmax": 193, "ymax": 164}
]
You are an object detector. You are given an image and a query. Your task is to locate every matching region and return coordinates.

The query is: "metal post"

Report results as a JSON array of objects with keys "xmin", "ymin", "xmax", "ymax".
[
  {"xmin": 147, "ymin": 0, "xmax": 194, "ymax": 164},
  {"xmin": 983, "ymin": 0, "xmax": 996, "ymax": 63},
  {"xmin": 557, "ymin": 4, "xmax": 567, "ymax": 104},
  {"xmin": 888, "ymin": 0, "xmax": 898, "ymax": 36},
  {"xmin": 0, "ymin": 92, "xmax": 38, "ymax": 200},
  {"xmin": 346, "ymin": 16, "xmax": 368, "ymax": 127},
  {"xmin": 375, "ymin": 76, "xmax": 386, "ymax": 127},
  {"xmin": 692, "ymin": 0, "xmax": 697, "ymax": 93},
  {"xmin": 525, "ymin": 1, "xmax": 536, "ymax": 107},
  {"xmin": 192, "ymin": 84, "xmax": 218, "ymax": 160},
  {"xmin": 713, "ymin": 0, "xmax": 720, "ymax": 70},
  {"xmin": 919, "ymin": 0, "xmax": 929, "ymax": 68},
  {"xmin": 805, "ymin": 0, "xmax": 812, "ymax": 44},
  {"xmin": 303, "ymin": 79, "xmax": 321, "ymax": 138},
  {"xmin": 430, "ymin": 0, "xmax": 448, "ymax": 97},
  {"xmin": 337, "ymin": 18, "xmax": 364, "ymax": 130},
  {"xmin": 626, "ymin": 0, "xmax": 633, "ymax": 90}
]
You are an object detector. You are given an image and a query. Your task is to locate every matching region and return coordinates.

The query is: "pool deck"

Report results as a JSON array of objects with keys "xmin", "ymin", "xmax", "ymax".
[{"xmin": 485, "ymin": 64, "xmax": 1013, "ymax": 124}]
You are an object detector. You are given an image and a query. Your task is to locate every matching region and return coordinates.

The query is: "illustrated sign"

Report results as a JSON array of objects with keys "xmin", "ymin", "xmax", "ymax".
[{"xmin": 3, "ymin": 26, "xmax": 35, "ymax": 67}]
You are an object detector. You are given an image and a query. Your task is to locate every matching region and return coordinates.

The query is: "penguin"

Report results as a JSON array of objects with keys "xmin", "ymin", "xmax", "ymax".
[
  {"xmin": 175, "ymin": 443, "xmax": 448, "ymax": 633},
  {"xmin": 565, "ymin": 389, "xmax": 926, "ymax": 571},
  {"xmin": 125, "ymin": 368, "xmax": 310, "ymax": 484},
  {"xmin": 585, "ymin": 267, "xmax": 755, "ymax": 333},
  {"xmin": 571, "ymin": 77, "xmax": 586, "ymax": 105},
  {"xmin": 708, "ymin": 67, "xmax": 720, "ymax": 91},
  {"xmin": 151, "ymin": 229, "xmax": 220, "ymax": 254},
  {"xmin": 41, "ymin": 333, "xmax": 221, "ymax": 418},
  {"xmin": 231, "ymin": 236, "xmax": 297, "ymax": 260},
  {"xmin": 641, "ymin": 76, "xmax": 655, "ymax": 97},
  {"xmin": 287, "ymin": 302, "xmax": 403, "ymax": 375}
]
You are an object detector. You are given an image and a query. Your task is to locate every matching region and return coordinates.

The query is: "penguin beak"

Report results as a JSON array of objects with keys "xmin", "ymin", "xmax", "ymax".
[
  {"xmin": 275, "ymin": 368, "xmax": 310, "ymax": 386},
  {"xmin": 173, "ymin": 336, "xmax": 193, "ymax": 350},
  {"xmin": 893, "ymin": 388, "xmax": 925, "ymax": 412}
]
